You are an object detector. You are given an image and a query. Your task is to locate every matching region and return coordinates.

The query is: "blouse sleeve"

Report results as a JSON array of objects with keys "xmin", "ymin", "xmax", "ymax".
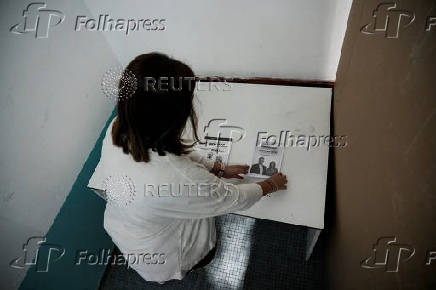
[
  {"xmin": 185, "ymin": 150, "xmax": 215, "ymax": 171},
  {"xmin": 144, "ymin": 156, "xmax": 263, "ymax": 219}
]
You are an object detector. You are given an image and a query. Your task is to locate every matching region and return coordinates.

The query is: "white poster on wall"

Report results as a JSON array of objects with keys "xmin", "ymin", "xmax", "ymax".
[{"xmin": 192, "ymin": 82, "xmax": 332, "ymax": 229}]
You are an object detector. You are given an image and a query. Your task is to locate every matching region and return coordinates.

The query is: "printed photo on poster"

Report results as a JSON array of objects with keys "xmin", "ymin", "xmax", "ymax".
[
  {"xmin": 196, "ymin": 136, "xmax": 232, "ymax": 165},
  {"xmin": 247, "ymin": 141, "xmax": 284, "ymax": 178}
]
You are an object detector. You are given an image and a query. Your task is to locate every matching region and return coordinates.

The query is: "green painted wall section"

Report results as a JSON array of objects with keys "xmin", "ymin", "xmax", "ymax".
[{"xmin": 20, "ymin": 109, "xmax": 116, "ymax": 290}]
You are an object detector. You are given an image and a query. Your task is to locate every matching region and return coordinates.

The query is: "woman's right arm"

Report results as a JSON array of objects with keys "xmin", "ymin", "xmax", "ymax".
[
  {"xmin": 146, "ymin": 160, "xmax": 288, "ymax": 219},
  {"xmin": 257, "ymin": 173, "xmax": 288, "ymax": 196}
]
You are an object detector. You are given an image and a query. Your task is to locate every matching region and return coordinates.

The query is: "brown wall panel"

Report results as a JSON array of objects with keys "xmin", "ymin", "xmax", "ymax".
[{"xmin": 328, "ymin": 0, "xmax": 436, "ymax": 289}]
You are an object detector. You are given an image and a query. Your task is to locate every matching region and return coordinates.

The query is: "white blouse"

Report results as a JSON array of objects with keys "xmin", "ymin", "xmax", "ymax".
[{"xmin": 88, "ymin": 118, "xmax": 263, "ymax": 282}]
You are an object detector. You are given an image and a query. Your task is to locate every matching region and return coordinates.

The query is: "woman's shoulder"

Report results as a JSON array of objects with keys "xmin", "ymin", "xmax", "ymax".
[{"xmin": 166, "ymin": 152, "xmax": 215, "ymax": 183}]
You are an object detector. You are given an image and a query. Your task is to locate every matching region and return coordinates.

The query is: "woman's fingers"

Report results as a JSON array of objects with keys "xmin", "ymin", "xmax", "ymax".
[
  {"xmin": 239, "ymin": 165, "xmax": 249, "ymax": 173},
  {"xmin": 230, "ymin": 165, "xmax": 249, "ymax": 174}
]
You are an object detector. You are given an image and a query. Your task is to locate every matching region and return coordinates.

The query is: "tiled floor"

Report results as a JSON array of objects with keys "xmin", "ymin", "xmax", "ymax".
[{"xmin": 99, "ymin": 214, "xmax": 326, "ymax": 290}]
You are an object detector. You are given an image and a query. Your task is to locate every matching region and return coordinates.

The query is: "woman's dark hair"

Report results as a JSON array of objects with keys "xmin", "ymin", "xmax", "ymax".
[{"xmin": 112, "ymin": 52, "xmax": 199, "ymax": 162}]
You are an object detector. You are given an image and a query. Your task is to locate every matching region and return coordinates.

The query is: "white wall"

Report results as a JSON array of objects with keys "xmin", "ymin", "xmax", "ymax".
[
  {"xmin": 83, "ymin": 0, "xmax": 352, "ymax": 80},
  {"xmin": 0, "ymin": 0, "xmax": 351, "ymax": 288},
  {"xmin": 0, "ymin": 0, "xmax": 118, "ymax": 288}
]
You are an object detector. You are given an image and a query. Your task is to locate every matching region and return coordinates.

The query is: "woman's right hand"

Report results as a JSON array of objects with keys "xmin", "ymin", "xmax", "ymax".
[
  {"xmin": 268, "ymin": 173, "xmax": 287, "ymax": 191},
  {"xmin": 257, "ymin": 173, "xmax": 288, "ymax": 196}
]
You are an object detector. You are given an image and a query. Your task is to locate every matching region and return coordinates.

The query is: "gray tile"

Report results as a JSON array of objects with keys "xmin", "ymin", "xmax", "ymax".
[{"xmin": 99, "ymin": 214, "xmax": 326, "ymax": 290}]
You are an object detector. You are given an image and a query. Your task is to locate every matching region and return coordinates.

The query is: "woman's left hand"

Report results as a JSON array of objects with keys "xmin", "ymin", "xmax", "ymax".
[{"xmin": 223, "ymin": 165, "xmax": 249, "ymax": 179}]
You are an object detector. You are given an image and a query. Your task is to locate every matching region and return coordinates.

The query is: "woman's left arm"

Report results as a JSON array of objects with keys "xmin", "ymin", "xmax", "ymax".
[
  {"xmin": 186, "ymin": 150, "xmax": 249, "ymax": 179},
  {"xmin": 186, "ymin": 150, "xmax": 215, "ymax": 171}
]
